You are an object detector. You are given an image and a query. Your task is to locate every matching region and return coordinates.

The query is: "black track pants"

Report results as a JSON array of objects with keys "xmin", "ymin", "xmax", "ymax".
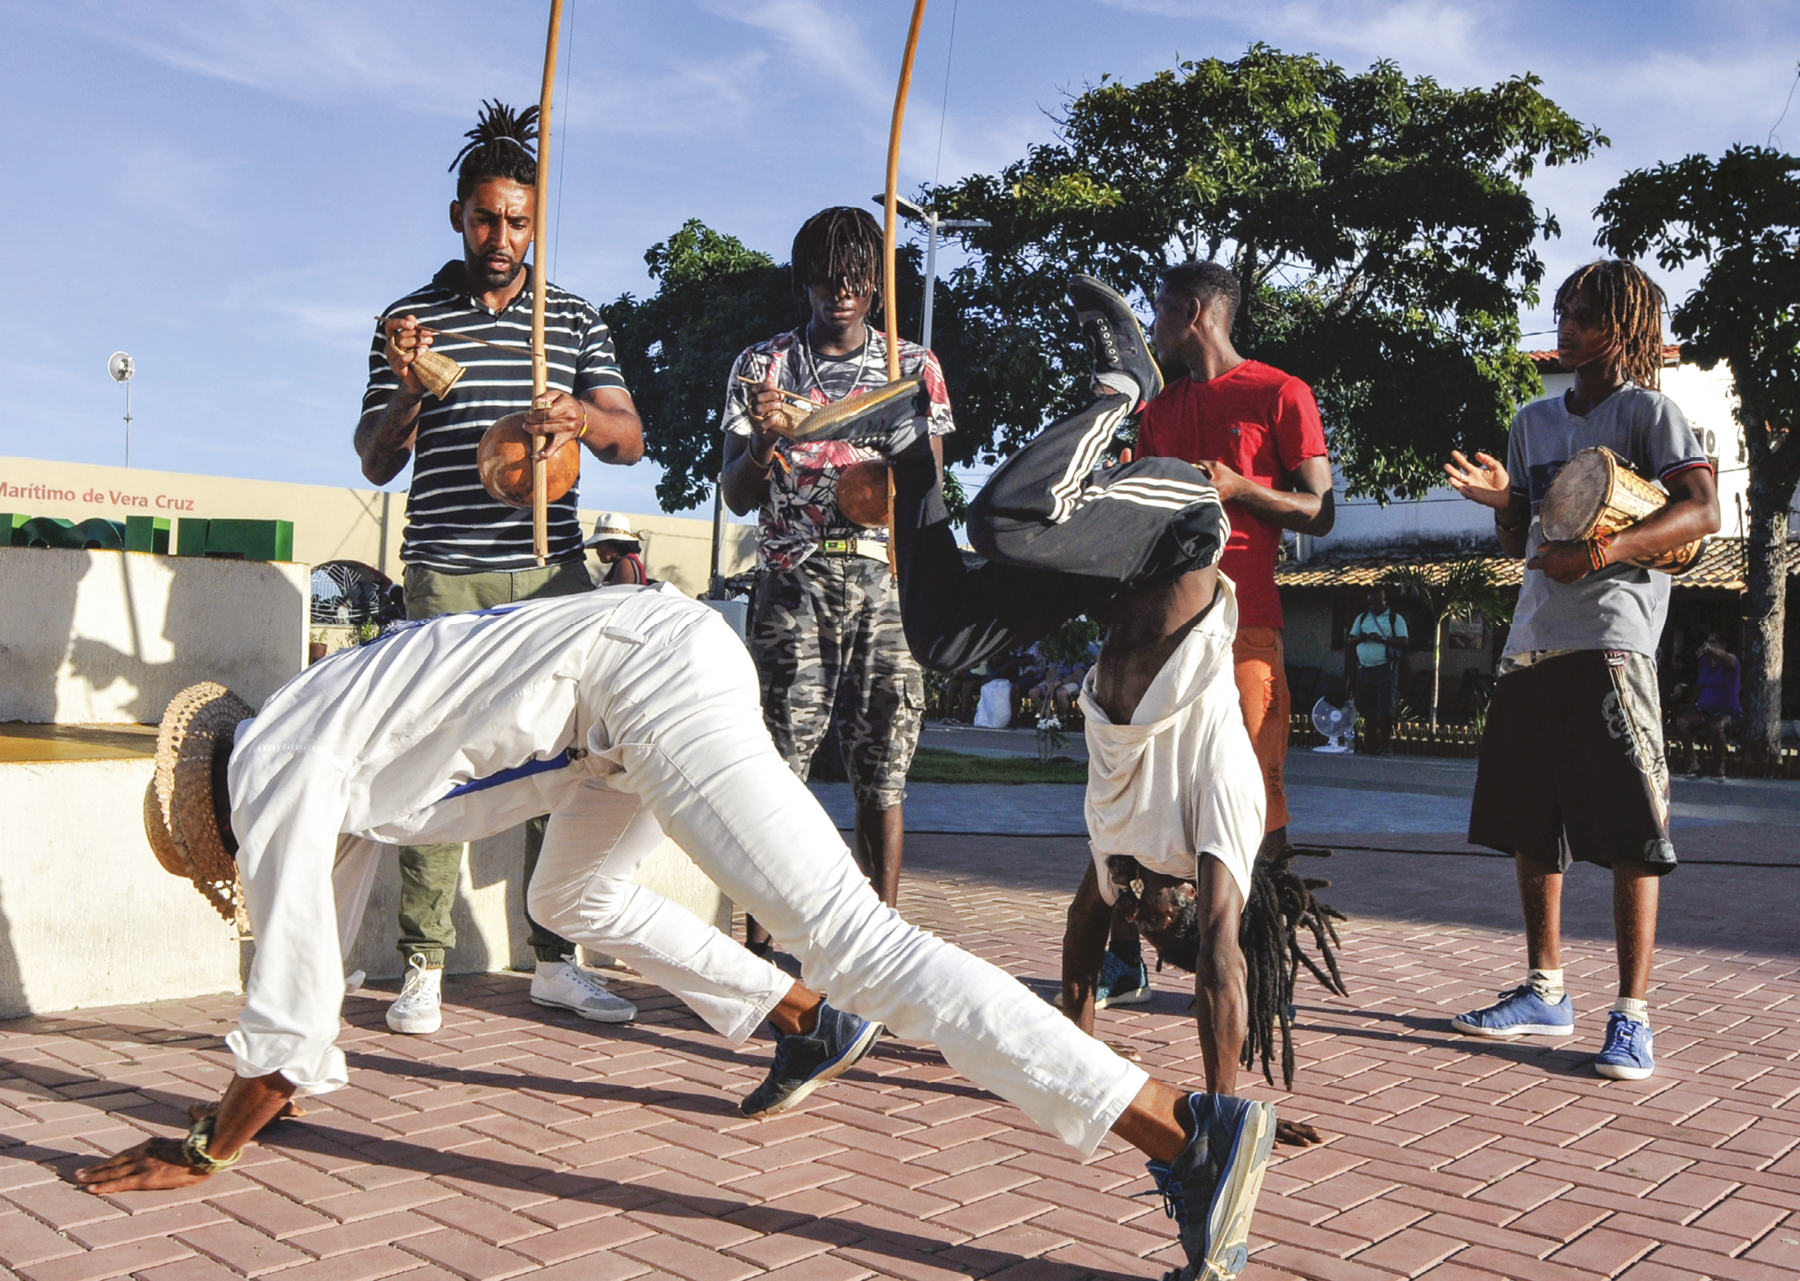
[{"xmin": 892, "ymin": 396, "xmax": 1225, "ymax": 673}]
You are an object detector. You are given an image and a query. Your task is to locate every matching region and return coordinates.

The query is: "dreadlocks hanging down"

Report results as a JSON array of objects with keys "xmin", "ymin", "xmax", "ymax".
[
  {"xmin": 1236, "ymin": 848, "xmax": 1347, "ymax": 1090},
  {"xmin": 449, "ymin": 100, "xmax": 540, "ymax": 199},
  {"xmin": 1555, "ymin": 260, "xmax": 1667, "ymax": 390},
  {"xmin": 791, "ymin": 206, "xmax": 884, "ymax": 299}
]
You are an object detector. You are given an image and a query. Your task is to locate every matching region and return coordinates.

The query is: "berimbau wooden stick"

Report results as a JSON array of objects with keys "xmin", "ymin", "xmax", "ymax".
[
  {"xmin": 530, "ymin": 0, "xmax": 566, "ymax": 565},
  {"xmin": 881, "ymin": 0, "xmax": 929, "ymax": 575}
]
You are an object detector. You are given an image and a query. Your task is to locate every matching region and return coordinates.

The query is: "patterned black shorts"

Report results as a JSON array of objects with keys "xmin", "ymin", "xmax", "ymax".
[
  {"xmin": 750, "ymin": 555, "xmax": 925, "ymax": 809},
  {"xmin": 1469, "ymin": 650, "xmax": 1676, "ymax": 873}
]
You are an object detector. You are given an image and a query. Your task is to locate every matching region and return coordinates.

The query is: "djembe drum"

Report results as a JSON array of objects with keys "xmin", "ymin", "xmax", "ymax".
[{"xmin": 1538, "ymin": 446, "xmax": 1704, "ymax": 574}]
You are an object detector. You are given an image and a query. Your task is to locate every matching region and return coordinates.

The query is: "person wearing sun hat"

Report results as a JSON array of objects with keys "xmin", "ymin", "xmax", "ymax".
[
  {"xmin": 585, "ymin": 513, "xmax": 646, "ymax": 586},
  {"xmin": 74, "ymin": 586, "xmax": 1275, "ymax": 1281}
]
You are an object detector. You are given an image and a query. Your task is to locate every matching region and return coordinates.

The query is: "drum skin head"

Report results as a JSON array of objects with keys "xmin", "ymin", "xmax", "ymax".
[{"xmin": 1539, "ymin": 449, "xmax": 1612, "ymax": 542}]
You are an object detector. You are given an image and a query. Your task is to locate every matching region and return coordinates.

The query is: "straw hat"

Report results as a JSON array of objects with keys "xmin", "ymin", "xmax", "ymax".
[
  {"xmin": 146, "ymin": 681, "xmax": 254, "ymax": 924},
  {"xmin": 584, "ymin": 513, "xmax": 642, "ymax": 550}
]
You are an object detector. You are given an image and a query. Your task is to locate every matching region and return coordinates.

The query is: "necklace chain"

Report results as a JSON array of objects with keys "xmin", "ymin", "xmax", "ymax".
[{"xmin": 799, "ymin": 326, "xmax": 877, "ymax": 402}]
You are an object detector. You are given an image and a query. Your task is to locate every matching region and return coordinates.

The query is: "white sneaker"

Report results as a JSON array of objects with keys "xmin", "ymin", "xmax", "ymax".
[
  {"xmin": 530, "ymin": 960, "xmax": 637, "ymax": 1023},
  {"xmin": 386, "ymin": 953, "xmax": 443, "ymax": 1034}
]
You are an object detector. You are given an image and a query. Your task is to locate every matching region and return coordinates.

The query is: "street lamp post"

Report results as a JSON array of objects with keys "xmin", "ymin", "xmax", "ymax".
[
  {"xmin": 872, "ymin": 195, "xmax": 989, "ymax": 352},
  {"xmin": 107, "ymin": 352, "xmax": 135, "ymax": 468}
]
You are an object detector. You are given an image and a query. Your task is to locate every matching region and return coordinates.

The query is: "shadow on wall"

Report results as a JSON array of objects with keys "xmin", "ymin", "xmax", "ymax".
[{"xmin": 0, "ymin": 546, "xmax": 308, "ymax": 725}]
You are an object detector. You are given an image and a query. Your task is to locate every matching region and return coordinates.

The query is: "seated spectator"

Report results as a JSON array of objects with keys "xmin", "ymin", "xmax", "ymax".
[
  {"xmin": 1672, "ymin": 631, "xmax": 1739, "ymax": 780},
  {"xmin": 586, "ymin": 515, "xmax": 647, "ymax": 586}
]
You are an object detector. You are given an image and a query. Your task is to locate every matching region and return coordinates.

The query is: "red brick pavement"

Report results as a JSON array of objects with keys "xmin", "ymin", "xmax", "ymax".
[{"xmin": 1, "ymin": 833, "xmax": 1796, "ymax": 1281}]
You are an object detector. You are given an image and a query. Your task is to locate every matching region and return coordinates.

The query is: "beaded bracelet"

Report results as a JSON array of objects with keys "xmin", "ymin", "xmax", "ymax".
[{"xmin": 180, "ymin": 1116, "xmax": 243, "ymax": 1174}]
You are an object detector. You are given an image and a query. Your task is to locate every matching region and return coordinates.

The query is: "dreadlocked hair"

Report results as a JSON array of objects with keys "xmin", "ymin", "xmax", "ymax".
[
  {"xmin": 1555, "ymin": 260, "xmax": 1667, "ymax": 391},
  {"xmin": 791, "ymin": 206, "xmax": 883, "ymax": 299},
  {"xmin": 449, "ymin": 100, "xmax": 539, "ymax": 201},
  {"xmin": 1237, "ymin": 847, "xmax": 1347, "ymax": 1091}
]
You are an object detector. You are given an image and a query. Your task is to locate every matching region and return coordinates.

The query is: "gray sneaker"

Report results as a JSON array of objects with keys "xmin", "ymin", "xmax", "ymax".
[
  {"xmin": 740, "ymin": 1002, "xmax": 881, "ymax": 1119},
  {"xmin": 1146, "ymin": 1092, "xmax": 1276, "ymax": 1281}
]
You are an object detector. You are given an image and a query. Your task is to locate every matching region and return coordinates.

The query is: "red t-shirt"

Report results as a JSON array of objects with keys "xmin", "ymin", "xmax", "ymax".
[{"xmin": 1137, "ymin": 360, "xmax": 1327, "ymax": 628}]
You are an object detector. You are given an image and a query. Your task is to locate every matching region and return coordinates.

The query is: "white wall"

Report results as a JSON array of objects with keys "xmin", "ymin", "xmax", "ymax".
[{"xmin": 0, "ymin": 547, "xmax": 309, "ymax": 724}]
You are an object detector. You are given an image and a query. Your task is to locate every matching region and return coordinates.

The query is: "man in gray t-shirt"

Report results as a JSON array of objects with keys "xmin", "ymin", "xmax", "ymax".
[{"xmin": 1441, "ymin": 261, "xmax": 1719, "ymax": 1084}]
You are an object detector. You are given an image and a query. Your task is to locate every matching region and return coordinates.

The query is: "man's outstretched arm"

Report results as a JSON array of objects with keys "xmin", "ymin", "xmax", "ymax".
[
  {"xmin": 74, "ymin": 1071, "xmax": 297, "ymax": 1194},
  {"xmin": 1062, "ymin": 864, "xmax": 1113, "ymax": 1036}
]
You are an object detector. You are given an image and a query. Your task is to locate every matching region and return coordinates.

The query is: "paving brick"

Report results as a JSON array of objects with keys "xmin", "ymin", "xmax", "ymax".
[
  {"xmin": 15, "ymin": 1235, "xmax": 196, "ymax": 1281},
  {"xmin": 397, "ymin": 1228, "xmax": 535, "ymax": 1281},
  {"xmin": 0, "ymin": 1214, "xmax": 82, "ymax": 1268},
  {"xmin": 617, "ymin": 1235, "xmax": 761, "ymax": 1281}
]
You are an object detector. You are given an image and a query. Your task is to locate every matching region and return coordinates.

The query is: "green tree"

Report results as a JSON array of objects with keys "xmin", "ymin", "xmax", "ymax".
[
  {"xmin": 1383, "ymin": 557, "xmax": 1515, "ymax": 729},
  {"xmin": 1596, "ymin": 146, "xmax": 1800, "ymax": 759},
  {"xmin": 926, "ymin": 45, "xmax": 1604, "ymax": 495},
  {"xmin": 599, "ymin": 220, "xmax": 796, "ymax": 512}
]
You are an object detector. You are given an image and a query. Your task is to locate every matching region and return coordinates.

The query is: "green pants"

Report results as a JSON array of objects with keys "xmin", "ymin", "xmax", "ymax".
[{"xmin": 398, "ymin": 559, "xmax": 594, "ymax": 966}]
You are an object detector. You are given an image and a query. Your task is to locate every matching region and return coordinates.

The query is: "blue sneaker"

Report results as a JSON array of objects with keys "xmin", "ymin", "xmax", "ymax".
[
  {"xmin": 740, "ymin": 1002, "xmax": 881, "ymax": 1119},
  {"xmin": 1594, "ymin": 1012, "xmax": 1655, "ymax": 1080},
  {"xmin": 1451, "ymin": 985, "xmax": 1575, "ymax": 1038},
  {"xmin": 1096, "ymin": 952, "xmax": 1152, "ymax": 1009},
  {"xmin": 1146, "ymin": 1093, "xmax": 1275, "ymax": 1281}
]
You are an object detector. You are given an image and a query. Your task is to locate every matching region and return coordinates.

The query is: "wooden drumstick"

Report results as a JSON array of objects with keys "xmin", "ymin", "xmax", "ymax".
[
  {"xmin": 375, "ymin": 317, "xmax": 534, "ymax": 358},
  {"xmin": 734, "ymin": 376, "xmax": 820, "ymax": 410}
]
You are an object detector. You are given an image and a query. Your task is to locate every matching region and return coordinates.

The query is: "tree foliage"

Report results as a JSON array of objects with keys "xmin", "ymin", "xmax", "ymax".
[
  {"xmin": 1596, "ymin": 145, "xmax": 1800, "ymax": 754},
  {"xmin": 926, "ymin": 45, "xmax": 1604, "ymax": 497}
]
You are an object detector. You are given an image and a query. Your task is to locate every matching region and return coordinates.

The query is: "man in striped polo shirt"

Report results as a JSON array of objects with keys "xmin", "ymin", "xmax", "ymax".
[{"xmin": 354, "ymin": 101, "xmax": 644, "ymax": 1035}]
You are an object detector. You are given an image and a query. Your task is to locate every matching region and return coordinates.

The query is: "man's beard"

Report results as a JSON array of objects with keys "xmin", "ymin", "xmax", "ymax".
[{"xmin": 468, "ymin": 253, "xmax": 523, "ymax": 292}]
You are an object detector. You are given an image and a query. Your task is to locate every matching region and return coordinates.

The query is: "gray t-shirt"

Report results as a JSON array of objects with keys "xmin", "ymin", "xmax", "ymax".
[{"xmin": 1505, "ymin": 384, "xmax": 1709, "ymax": 658}]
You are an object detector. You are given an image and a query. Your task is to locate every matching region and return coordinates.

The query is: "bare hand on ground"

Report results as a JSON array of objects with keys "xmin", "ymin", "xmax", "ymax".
[
  {"xmin": 1276, "ymin": 1117, "xmax": 1324, "ymax": 1147},
  {"xmin": 74, "ymin": 1137, "xmax": 211, "ymax": 1194},
  {"xmin": 1443, "ymin": 450, "xmax": 1511, "ymax": 508}
]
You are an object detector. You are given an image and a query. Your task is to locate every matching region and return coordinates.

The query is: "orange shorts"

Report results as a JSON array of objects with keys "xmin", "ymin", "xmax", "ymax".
[{"xmin": 1233, "ymin": 625, "xmax": 1290, "ymax": 832}]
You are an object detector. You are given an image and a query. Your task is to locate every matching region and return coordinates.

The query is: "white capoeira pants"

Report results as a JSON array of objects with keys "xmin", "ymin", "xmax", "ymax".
[
  {"xmin": 527, "ymin": 597, "xmax": 1148, "ymax": 1154},
  {"xmin": 319, "ymin": 591, "xmax": 1147, "ymax": 1153}
]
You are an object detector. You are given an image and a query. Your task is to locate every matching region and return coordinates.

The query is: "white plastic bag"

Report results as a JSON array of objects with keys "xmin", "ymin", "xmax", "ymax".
[{"xmin": 973, "ymin": 678, "xmax": 1014, "ymax": 729}]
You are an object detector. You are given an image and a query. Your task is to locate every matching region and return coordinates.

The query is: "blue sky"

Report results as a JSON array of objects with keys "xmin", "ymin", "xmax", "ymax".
[{"xmin": 3, "ymin": 0, "xmax": 1797, "ymax": 516}]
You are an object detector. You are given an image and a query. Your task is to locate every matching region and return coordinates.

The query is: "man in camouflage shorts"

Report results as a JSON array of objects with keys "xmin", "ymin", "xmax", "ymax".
[
  {"xmin": 720, "ymin": 207, "xmax": 953, "ymax": 936},
  {"xmin": 751, "ymin": 560, "xmax": 924, "ymax": 819}
]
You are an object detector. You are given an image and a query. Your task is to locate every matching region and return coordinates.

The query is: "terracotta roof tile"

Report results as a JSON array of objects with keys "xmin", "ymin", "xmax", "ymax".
[
  {"xmin": 1277, "ymin": 536, "xmax": 1751, "ymax": 591},
  {"xmin": 1526, "ymin": 343, "xmax": 1683, "ymax": 372}
]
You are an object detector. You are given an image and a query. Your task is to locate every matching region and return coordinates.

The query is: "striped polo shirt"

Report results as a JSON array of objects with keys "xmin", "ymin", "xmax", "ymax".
[{"xmin": 365, "ymin": 260, "xmax": 628, "ymax": 572}]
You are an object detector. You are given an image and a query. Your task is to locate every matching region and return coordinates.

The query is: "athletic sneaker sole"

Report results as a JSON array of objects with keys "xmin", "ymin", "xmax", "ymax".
[
  {"xmin": 1593, "ymin": 1060, "xmax": 1654, "ymax": 1081},
  {"xmin": 744, "ymin": 1020, "xmax": 883, "ymax": 1119},
  {"xmin": 1095, "ymin": 985, "xmax": 1153, "ymax": 1009},
  {"xmin": 1066, "ymin": 273, "xmax": 1164, "ymax": 407},
  {"xmin": 1450, "ymin": 1016, "xmax": 1575, "ymax": 1038},
  {"xmin": 530, "ymin": 995, "xmax": 637, "ymax": 1024},
  {"xmin": 1201, "ymin": 1100, "xmax": 1276, "ymax": 1281}
]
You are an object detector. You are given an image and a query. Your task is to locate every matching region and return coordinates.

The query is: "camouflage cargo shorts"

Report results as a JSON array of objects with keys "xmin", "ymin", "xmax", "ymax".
[{"xmin": 750, "ymin": 553, "xmax": 925, "ymax": 809}]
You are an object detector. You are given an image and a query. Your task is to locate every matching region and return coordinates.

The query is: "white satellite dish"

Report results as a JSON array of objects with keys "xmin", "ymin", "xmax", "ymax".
[
  {"xmin": 1311, "ymin": 696, "xmax": 1357, "ymax": 754},
  {"xmin": 107, "ymin": 351, "xmax": 135, "ymax": 466}
]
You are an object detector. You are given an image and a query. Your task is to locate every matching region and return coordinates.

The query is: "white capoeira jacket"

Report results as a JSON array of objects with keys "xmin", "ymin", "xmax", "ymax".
[
  {"xmin": 220, "ymin": 584, "xmax": 1152, "ymax": 1156},
  {"xmin": 225, "ymin": 586, "xmax": 688, "ymax": 1094},
  {"xmin": 1078, "ymin": 574, "xmax": 1266, "ymax": 902}
]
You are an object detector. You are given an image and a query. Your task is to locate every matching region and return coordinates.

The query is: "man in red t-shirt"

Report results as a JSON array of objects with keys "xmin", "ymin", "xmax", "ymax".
[{"xmin": 1139, "ymin": 261, "xmax": 1335, "ymax": 854}]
